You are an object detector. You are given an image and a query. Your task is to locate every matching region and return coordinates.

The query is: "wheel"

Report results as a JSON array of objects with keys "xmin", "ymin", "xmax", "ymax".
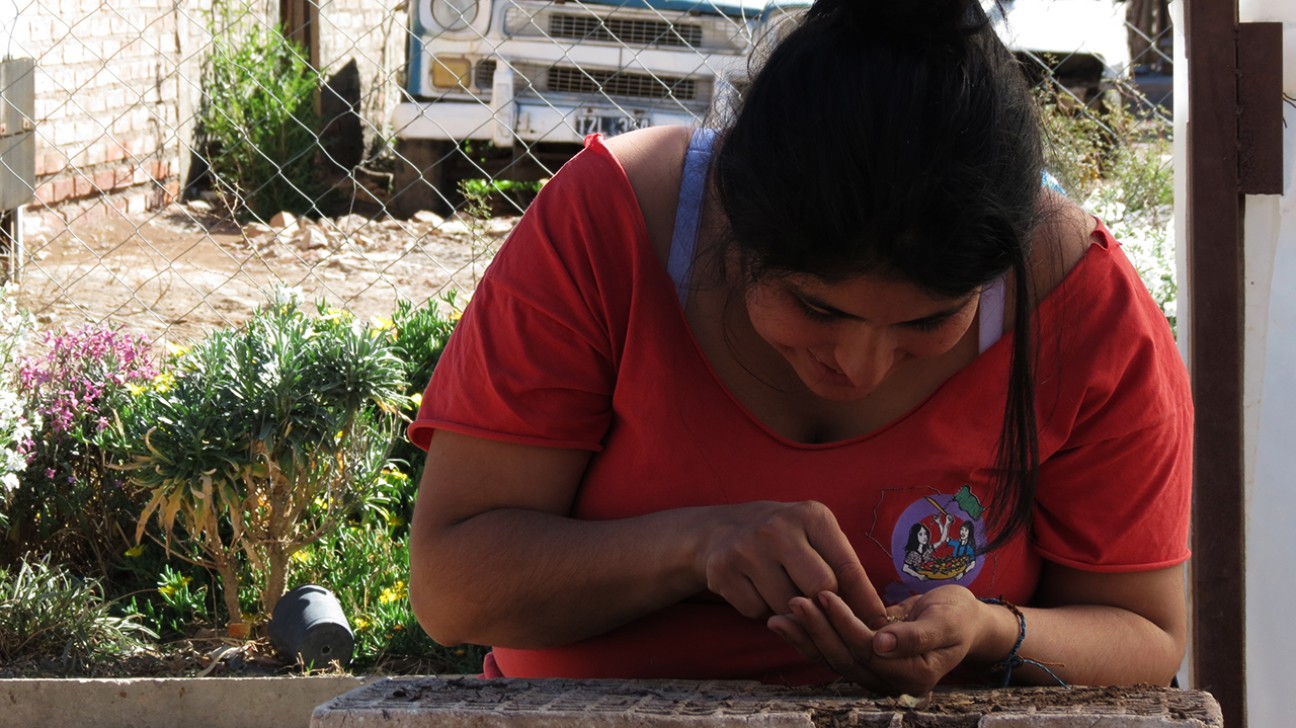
[{"xmin": 390, "ymin": 139, "xmax": 456, "ymax": 218}]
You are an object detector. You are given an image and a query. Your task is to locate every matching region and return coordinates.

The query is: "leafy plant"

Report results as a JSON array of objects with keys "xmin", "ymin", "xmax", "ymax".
[
  {"xmin": 0, "ymin": 556, "xmax": 156, "ymax": 673},
  {"xmin": 200, "ymin": 5, "xmax": 323, "ymax": 220},
  {"xmin": 104, "ymin": 293, "xmax": 407, "ymax": 633},
  {"xmin": 6, "ymin": 323, "xmax": 156, "ymax": 574},
  {"xmin": 384, "ymin": 295, "xmax": 460, "ymax": 504},
  {"xmin": 0, "ymin": 285, "xmax": 35, "ymax": 532},
  {"xmin": 288, "ymin": 522, "xmax": 484, "ymax": 672},
  {"xmin": 121, "ymin": 559, "xmax": 214, "ymax": 640},
  {"xmin": 1038, "ymin": 90, "xmax": 1177, "ymax": 332}
]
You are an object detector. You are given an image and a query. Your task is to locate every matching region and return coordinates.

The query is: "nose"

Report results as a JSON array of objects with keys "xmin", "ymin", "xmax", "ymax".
[{"xmin": 833, "ymin": 328, "xmax": 900, "ymax": 394}]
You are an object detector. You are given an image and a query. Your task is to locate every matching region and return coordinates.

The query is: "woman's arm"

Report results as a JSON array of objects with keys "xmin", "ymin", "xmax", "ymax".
[
  {"xmin": 409, "ymin": 429, "xmax": 888, "ymax": 650},
  {"xmin": 769, "ymin": 559, "xmax": 1185, "ymax": 693},
  {"xmin": 1006, "ymin": 561, "xmax": 1186, "ymax": 685}
]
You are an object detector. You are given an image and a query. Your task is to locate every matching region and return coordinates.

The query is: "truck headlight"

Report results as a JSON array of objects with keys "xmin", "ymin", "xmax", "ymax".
[{"xmin": 424, "ymin": 0, "xmax": 479, "ymax": 32}]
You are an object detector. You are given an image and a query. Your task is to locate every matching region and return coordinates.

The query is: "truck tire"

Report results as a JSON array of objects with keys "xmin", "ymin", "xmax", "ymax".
[{"xmin": 390, "ymin": 139, "xmax": 456, "ymax": 219}]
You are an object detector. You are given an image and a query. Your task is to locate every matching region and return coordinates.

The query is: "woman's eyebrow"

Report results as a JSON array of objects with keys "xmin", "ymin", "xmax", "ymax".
[{"xmin": 798, "ymin": 291, "xmax": 975, "ymax": 325}]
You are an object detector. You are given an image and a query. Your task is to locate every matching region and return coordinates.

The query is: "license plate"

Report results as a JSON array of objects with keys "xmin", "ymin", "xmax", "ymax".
[{"xmin": 573, "ymin": 110, "xmax": 649, "ymax": 137}]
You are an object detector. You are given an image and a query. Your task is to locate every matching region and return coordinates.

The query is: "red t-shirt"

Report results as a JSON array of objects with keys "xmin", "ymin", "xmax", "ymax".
[{"xmin": 409, "ymin": 135, "xmax": 1193, "ymax": 684}]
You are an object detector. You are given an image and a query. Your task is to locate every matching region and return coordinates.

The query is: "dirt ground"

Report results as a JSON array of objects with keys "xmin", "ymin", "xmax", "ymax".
[{"xmin": 13, "ymin": 201, "xmax": 512, "ymax": 345}]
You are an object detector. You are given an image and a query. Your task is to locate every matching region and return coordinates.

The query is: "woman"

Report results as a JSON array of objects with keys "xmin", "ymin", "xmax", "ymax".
[
  {"xmin": 902, "ymin": 523, "xmax": 935, "ymax": 581},
  {"xmin": 406, "ymin": 0, "xmax": 1192, "ymax": 695}
]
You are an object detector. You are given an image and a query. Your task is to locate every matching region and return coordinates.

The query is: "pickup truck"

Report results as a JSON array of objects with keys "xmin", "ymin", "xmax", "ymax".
[
  {"xmin": 387, "ymin": 0, "xmax": 1131, "ymax": 217},
  {"xmin": 388, "ymin": 0, "xmax": 803, "ymax": 216}
]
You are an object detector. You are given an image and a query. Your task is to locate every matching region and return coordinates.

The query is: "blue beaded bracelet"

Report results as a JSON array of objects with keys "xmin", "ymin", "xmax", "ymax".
[{"xmin": 979, "ymin": 597, "xmax": 1069, "ymax": 688}]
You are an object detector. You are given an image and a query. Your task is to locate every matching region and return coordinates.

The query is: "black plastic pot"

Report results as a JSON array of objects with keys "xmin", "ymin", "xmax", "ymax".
[{"xmin": 269, "ymin": 585, "xmax": 355, "ymax": 669}]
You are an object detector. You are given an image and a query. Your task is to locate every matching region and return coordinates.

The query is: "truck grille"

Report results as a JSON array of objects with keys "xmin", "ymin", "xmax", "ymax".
[
  {"xmin": 474, "ymin": 59, "xmax": 497, "ymax": 91},
  {"xmin": 548, "ymin": 14, "xmax": 702, "ymax": 48},
  {"xmin": 547, "ymin": 67, "xmax": 697, "ymax": 101}
]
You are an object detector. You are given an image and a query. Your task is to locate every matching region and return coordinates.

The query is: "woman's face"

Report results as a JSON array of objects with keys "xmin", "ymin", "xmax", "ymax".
[
  {"xmin": 917, "ymin": 525, "xmax": 930, "ymax": 545},
  {"xmin": 745, "ymin": 272, "xmax": 980, "ymax": 401},
  {"xmin": 960, "ymin": 523, "xmax": 971, "ymax": 541}
]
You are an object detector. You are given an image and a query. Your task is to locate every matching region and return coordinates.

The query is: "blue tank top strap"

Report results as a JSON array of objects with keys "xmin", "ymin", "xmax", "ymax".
[
  {"xmin": 977, "ymin": 171, "xmax": 1064, "ymax": 353},
  {"xmin": 666, "ymin": 128, "xmax": 717, "ymax": 307},
  {"xmin": 977, "ymin": 275, "xmax": 1006, "ymax": 354}
]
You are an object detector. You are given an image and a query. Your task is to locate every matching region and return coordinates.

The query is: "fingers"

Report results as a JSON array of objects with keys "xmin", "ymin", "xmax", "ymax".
[
  {"xmin": 817, "ymin": 591, "xmax": 960, "ymax": 695},
  {"xmin": 706, "ymin": 500, "xmax": 872, "ymax": 618},
  {"xmin": 780, "ymin": 595, "xmax": 884, "ymax": 688},
  {"xmin": 803, "ymin": 509, "xmax": 888, "ymax": 625}
]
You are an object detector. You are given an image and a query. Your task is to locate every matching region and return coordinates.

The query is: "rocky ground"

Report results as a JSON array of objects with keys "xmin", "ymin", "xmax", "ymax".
[{"xmin": 14, "ymin": 200, "xmax": 513, "ymax": 345}]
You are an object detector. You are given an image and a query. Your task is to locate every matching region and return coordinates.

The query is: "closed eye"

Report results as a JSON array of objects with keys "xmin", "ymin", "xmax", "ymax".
[
  {"xmin": 901, "ymin": 315, "xmax": 953, "ymax": 333},
  {"xmin": 793, "ymin": 296, "xmax": 839, "ymax": 323}
]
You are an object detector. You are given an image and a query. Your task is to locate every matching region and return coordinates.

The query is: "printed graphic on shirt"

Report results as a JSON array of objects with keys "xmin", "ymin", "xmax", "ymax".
[{"xmin": 888, "ymin": 484, "xmax": 986, "ymax": 594}]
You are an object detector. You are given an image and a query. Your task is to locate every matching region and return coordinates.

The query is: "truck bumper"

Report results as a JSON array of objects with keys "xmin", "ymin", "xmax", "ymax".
[{"xmin": 392, "ymin": 98, "xmax": 703, "ymax": 148}]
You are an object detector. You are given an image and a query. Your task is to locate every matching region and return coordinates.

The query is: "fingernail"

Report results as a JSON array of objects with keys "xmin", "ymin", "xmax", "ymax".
[
  {"xmin": 874, "ymin": 632, "xmax": 897, "ymax": 654},
  {"xmin": 817, "ymin": 592, "xmax": 831, "ymax": 609}
]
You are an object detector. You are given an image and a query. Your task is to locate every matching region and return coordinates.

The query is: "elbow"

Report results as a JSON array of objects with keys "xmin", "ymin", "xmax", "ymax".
[
  {"xmin": 409, "ymin": 568, "xmax": 477, "ymax": 648},
  {"xmin": 409, "ymin": 551, "xmax": 482, "ymax": 642}
]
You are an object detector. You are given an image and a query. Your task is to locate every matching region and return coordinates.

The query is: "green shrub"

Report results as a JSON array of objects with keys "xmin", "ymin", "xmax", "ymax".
[
  {"xmin": 104, "ymin": 293, "xmax": 407, "ymax": 632},
  {"xmin": 200, "ymin": 5, "xmax": 322, "ymax": 220},
  {"xmin": 1038, "ymin": 91, "xmax": 1176, "ymax": 332},
  {"xmin": 288, "ymin": 521, "xmax": 485, "ymax": 673},
  {"xmin": 0, "ymin": 557, "xmax": 156, "ymax": 673},
  {"xmin": 384, "ymin": 295, "xmax": 460, "ymax": 503}
]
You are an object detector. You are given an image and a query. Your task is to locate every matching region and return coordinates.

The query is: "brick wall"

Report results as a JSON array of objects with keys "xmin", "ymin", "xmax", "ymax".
[{"xmin": 11, "ymin": 0, "xmax": 405, "ymax": 224}]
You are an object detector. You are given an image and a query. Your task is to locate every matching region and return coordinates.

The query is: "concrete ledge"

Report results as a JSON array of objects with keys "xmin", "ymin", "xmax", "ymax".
[
  {"xmin": 1, "ymin": 675, "xmax": 380, "ymax": 728},
  {"xmin": 313, "ymin": 677, "xmax": 1224, "ymax": 727}
]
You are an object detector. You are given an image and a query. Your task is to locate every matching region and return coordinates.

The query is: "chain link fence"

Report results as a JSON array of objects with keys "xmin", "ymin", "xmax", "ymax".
[{"xmin": 0, "ymin": 0, "xmax": 1174, "ymax": 346}]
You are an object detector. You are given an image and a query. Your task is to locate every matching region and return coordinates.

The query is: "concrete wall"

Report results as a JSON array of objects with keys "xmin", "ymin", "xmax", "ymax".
[
  {"xmin": 0, "ymin": 676, "xmax": 378, "ymax": 728},
  {"xmin": 1236, "ymin": 2, "xmax": 1296, "ymax": 727},
  {"xmin": 6, "ymin": 0, "xmax": 405, "ymax": 224}
]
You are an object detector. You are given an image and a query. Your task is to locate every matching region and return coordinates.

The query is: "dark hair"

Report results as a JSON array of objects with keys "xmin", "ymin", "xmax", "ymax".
[
  {"xmin": 960, "ymin": 520, "xmax": 977, "ymax": 546},
  {"xmin": 905, "ymin": 523, "xmax": 931, "ymax": 554},
  {"xmin": 714, "ymin": 0, "xmax": 1041, "ymax": 554}
]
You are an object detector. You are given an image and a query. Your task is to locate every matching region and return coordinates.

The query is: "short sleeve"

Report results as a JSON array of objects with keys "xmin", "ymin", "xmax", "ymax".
[
  {"xmin": 1029, "ymin": 235, "xmax": 1193, "ymax": 572},
  {"xmin": 407, "ymin": 136, "xmax": 644, "ymax": 452}
]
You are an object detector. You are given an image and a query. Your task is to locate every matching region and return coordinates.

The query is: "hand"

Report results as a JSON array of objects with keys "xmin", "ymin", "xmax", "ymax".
[
  {"xmin": 698, "ymin": 500, "xmax": 887, "ymax": 623},
  {"xmin": 769, "ymin": 584, "xmax": 987, "ymax": 695}
]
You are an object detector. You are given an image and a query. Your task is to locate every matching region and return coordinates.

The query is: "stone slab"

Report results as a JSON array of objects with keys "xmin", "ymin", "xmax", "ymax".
[
  {"xmin": 312, "ymin": 677, "xmax": 1224, "ymax": 728},
  {"xmin": 0, "ymin": 675, "xmax": 379, "ymax": 728}
]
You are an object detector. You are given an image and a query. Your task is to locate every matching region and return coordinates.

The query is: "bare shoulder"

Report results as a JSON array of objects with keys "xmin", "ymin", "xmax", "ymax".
[
  {"xmin": 1029, "ymin": 189, "xmax": 1099, "ymax": 300},
  {"xmin": 602, "ymin": 126, "xmax": 694, "ymax": 263}
]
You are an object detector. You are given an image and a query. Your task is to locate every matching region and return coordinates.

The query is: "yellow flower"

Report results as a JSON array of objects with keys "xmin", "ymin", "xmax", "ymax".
[
  {"xmin": 125, "ymin": 544, "xmax": 145, "ymax": 558},
  {"xmin": 157, "ymin": 577, "xmax": 190, "ymax": 597},
  {"xmin": 153, "ymin": 371, "xmax": 176, "ymax": 393},
  {"xmin": 353, "ymin": 616, "xmax": 371, "ymax": 632},
  {"xmin": 165, "ymin": 342, "xmax": 190, "ymax": 358},
  {"xmin": 408, "ymin": 392, "xmax": 423, "ymax": 408},
  {"xmin": 378, "ymin": 580, "xmax": 408, "ymax": 605},
  {"xmin": 126, "ymin": 383, "xmax": 145, "ymax": 396},
  {"xmin": 447, "ymin": 310, "xmax": 463, "ymax": 322},
  {"xmin": 290, "ymin": 549, "xmax": 311, "ymax": 564},
  {"xmin": 370, "ymin": 315, "xmax": 394, "ymax": 331},
  {"xmin": 385, "ymin": 514, "xmax": 406, "ymax": 529}
]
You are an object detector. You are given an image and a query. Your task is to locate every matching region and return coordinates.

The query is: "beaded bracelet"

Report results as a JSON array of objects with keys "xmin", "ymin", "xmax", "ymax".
[{"xmin": 979, "ymin": 597, "xmax": 1070, "ymax": 688}]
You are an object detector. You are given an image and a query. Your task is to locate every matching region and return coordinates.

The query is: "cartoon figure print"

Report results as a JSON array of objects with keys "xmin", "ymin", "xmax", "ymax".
[{"xmin": 890, "ymin": 484, "xmax": 985, "ymax": 590}]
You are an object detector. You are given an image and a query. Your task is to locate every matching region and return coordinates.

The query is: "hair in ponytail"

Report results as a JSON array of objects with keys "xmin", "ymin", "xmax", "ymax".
[{"xmin": 714, "ymin": 0, "xmax": 1041, "ymax": 553}]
